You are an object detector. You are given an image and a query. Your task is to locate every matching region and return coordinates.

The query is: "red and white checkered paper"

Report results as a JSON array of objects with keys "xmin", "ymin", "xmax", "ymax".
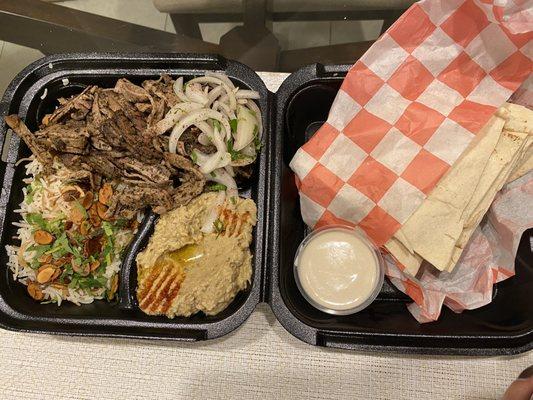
[
  {"xmin": 289, "ymin": 0, "xmax": 532, "ymax": 321},
  {"xmin": 290, "ymin": 0, "xmax": 531, "ymax": 246}
]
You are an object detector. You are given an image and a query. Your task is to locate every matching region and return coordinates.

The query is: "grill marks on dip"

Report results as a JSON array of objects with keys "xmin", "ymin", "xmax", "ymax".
[
  {"xmin": 137, "ymin": 261, "xmax": 185, "ymax": 315},
  {"xmin": 218, "ymin": 206, "xmax": 251, "ymax": 238}
]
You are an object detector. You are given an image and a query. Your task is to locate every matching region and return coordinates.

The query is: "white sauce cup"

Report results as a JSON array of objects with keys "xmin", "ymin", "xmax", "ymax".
[{"xmin": 294, "ymin": 225, "xmax": 385, "ymax": 315}]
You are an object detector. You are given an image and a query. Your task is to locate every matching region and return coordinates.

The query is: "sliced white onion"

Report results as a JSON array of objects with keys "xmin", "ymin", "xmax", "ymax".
[
  {"xmin": 245, "ymin": 100, "xmax": 263, "ymax": 139},
  {"xmin": 241, "ymin": 142, "xmax": 256, "ymax": 157},
  {"xmin": 193, "ymin": 126, "xmax": 230, "ymax": 174},
  {"xmin": 195, "ymin": 121, "xmax": 214, "ymax": 138},
  {"xmin": 197, "ymin": 132, "xmax": 211, "ymax": 146},
  {"xmin": 201, "ymin": 190, "xmax": 226, "ymax": 233},
  {"xmin": 207, "ymin": 168, "xmax": 238, "ymax": 200},
  {"xmin": 168, "ymin": 109, "xmax": 231, "ymax": 153},
  {"xmin": 197, "ymin": 151, "xmax": 231, "ymax": 174},
  {"xmin": 187, "ymin": 76, "xmax": 236, "ymax": 110},
  {"xmin": 237, "ymin": 99, "xmax": 248, "ymax": 105},
  {"xmin": 230, "ymin": 157, "xmax": 255, "ymax": 167},
  {"xmin": 233, "ymin": 105, "xmax": 256, "ymax": 151},
  {"xmin": 185, "ymin": 82, "xmax": 209, "ymax": 105},
  {"xmin": 214, "ymin": 100, "xmax": 236, "ymax": 120},
  {"xmin": 210, "ymin": 125, "xmax": 228, "ymax": 154},
  {"xmin": 194, "ymin": 150, "xmax": 210, "ymax": 165},
  {"xmin": 236, "ymin": 90, "xmax": 260, "ymax": 100},
  {"xmin": 205, "ymin": 72, "xmax": 236, "ymax": 90},
  {"xmin": 206, "ymin": 85, "xmax": 224, "ymax": 107},
  {"xmin": 230, "ymin": 141, "xmax": 256, "ymax": 166},
  {"xmin": 155, "ymin": 102, "xmax": 203, "ymax": 134},
  {"xmin": 172, "ymin": 77, "xmax": 190, "ymax": 102},
  {"xmin": 224, "ymin": 165, "xmax": 235, "ymax": 177}
]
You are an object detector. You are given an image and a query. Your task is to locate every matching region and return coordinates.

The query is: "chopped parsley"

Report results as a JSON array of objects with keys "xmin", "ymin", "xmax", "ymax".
[
  {"xmin": 47, "ymin": 232, "xmax": 72, "ymax": 259},
  {"xmin": 206, "ymin": 183, "xmax": 227, "ymax": 192},
  {"xmin": 102, "ymin": 221, "xmax": 114, "ymax": 237},
  {"xmin": 211, "ymin": 119, "xmax": 222, "ymax": 131},
  {"xmin": 229, "ymin": 118, "xmax": 238, "ymax": 133},
  {"xmin": 190, "ymin": 150, "xmax": 198, "ymax": 164},
  {"xmin": 25, "ymin": 179, "xmax": 42, "ymax": 205},
  {"xmin": 213, "ymin": 218, "xmax": 225, "ymax": 234},
  {"xmin": 25, "ymin": 213, "xmax": 47, "ymax": 230},
  {"xmin": 26, "ymin": 243, "xmax": 51, "ymax": 261},
  {"xmin": 226, "ymin": 137, "xmax": 247, "ymax": 161}
]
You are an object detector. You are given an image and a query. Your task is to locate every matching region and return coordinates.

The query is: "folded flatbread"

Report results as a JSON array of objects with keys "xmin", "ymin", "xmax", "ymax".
[{"xmin": 385, "ymin": 103, "xmax": 532, "ymax": 275}]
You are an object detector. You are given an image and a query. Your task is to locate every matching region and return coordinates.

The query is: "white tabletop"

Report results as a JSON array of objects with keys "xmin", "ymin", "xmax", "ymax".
[{"xmin": 0, "ymin": 72, "xmax": 531, "ymax": 400}]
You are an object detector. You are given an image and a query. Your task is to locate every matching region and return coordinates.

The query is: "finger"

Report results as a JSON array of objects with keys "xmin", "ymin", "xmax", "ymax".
[{"xmin": 502, "ymin": 375, "xmax": 533, "ymax": 400}]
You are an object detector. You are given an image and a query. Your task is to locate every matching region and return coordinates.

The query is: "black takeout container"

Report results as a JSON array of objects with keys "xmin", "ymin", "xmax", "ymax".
[{"xmin": 0, "ymin": 54, "xmax": 531, "ymax": 355}]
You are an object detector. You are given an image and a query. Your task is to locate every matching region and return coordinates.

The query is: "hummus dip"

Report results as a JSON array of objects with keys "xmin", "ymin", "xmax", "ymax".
[{"xmin": 136, "ymin": 192, "xmax": 257, "ymax": 317}]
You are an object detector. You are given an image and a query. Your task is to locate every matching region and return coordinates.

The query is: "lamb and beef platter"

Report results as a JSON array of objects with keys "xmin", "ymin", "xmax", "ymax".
[{"xmin": 4, "ymin": 73, "xmax": 262, "ymax": 318}]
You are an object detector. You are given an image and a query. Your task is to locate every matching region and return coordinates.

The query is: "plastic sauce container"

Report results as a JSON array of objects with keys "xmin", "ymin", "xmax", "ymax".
[{"xmin": 294, "ymin": 225, "xmax": 384, "ymax": 315}]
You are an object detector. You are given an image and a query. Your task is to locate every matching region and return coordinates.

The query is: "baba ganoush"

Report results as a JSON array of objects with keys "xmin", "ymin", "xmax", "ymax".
[{"xmin": 136, "ymin": 192, "xmax": 257, "ymax": 317}]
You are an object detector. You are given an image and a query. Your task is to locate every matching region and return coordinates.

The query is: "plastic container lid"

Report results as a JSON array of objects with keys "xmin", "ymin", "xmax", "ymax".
[{"xmin": 293, "ymin": 225, "xmax": 385, "ymax": 315}]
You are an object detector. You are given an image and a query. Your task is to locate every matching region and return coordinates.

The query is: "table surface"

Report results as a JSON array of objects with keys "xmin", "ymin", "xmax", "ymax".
[{"xmin": 0, "ymin": 72, "xmax": 531, "ymax": 400}]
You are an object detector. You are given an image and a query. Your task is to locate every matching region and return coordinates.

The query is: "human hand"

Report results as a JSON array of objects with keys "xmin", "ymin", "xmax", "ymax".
[{"xmin": 502, "ymin": 366, "xmax": 533, "ymax": 400}]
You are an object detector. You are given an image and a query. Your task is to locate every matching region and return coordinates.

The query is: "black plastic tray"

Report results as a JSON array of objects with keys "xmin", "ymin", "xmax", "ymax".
[
  {"xmin": 270, "ymin": 64, "xmax": 533, "ymax": 355},
  {"xmin": 0, "ymin": 53, "xmax": 270, "ymax": 340},
  {"xmin": 0, "ymin": 54, "xmax": 531, "ymax": 355}
]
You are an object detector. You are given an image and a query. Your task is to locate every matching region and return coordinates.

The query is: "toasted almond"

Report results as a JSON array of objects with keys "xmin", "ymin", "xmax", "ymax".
[
  {"xmin": 36, "ymin": 265, "xmax": 56, "ymax": 284},
  {"xmin": 27, "ymin": 281, "xmax": 44, "ymax": 301},
  {"xmin": 79, "ymin": 220, "xmax": 91, "ymax": 236},
  {"xmin": 73, "ymin": 262, "xmax": 90, "ymax": 277},
  {"xmin": 34, "ymin": 230, "xmax": 53, "ymax": 245},
  {"xmin": 70, "ymin": 202, "xmax": 86, "ymax": 224},
  {"xmin": 60, "ymin": 185, "xmax": 84, "ymax": 199},
  {"xmin": 38, "ymin": 253, "xmax": 53, "ymax": 264},
  {"xmin": 80, "ymin": 191, "xmax": 94, "ymax": 209},
  {"xmin": 90, "ymin": 213, "xmax": 101, "ymax": 227},
  {"xmin": 98, "ymin": 183, "xmax": 113, "ymax": 206},
  {"xmin": 61, "ymin": 189, "xmax": 80, "ymax": 202},
  {"xmin": 42, "ymin": 114, "xmax": 50, "ymax": 126},
  {"xmin": 53, "ymin": 255, "xmax": 71, "ymax": 267},
  {"xmin": 50, "ymin": 268, "xmax": 62, "ymax": 281},
  {"xmin": 108, "ymin": 274, "xmax": 119, "ymax": 300},
  {"xmin": 96, "ymin": 202, "xmax": 109, "ymax": 220},
  {"xmin": 89, "ymin": 260, "xmax": 100, "ymax": 272}
]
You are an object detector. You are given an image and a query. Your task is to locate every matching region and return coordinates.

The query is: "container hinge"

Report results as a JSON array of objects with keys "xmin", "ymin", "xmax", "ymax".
[{"xmin": 315, "ymin": 63, "xmax": 351, "ymax": 78}]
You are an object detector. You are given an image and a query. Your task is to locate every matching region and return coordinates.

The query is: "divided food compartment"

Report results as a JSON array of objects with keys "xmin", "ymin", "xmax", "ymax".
[
  {"xmin": 0, "ymin": 53, "xmax": 269, "ymax": 340},
  {"xmin": 0, "ymin": 54, "xmax": 531, "ymax": 355}
]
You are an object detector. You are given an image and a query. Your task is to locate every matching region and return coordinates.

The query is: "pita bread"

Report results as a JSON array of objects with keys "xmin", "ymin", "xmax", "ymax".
[{"xmin": 386, "ymin": 103, "xmax": 532, "ymax": 275}]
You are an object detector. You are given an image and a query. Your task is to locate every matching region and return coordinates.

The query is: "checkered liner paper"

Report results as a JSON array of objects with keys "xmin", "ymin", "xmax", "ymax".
[{"xmin": 289, "ymin": 0, "xmax": 532, "ymax": 320}]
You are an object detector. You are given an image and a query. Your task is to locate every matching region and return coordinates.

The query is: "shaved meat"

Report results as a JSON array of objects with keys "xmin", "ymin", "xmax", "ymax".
[
  {"xmin": 180, "ymin": 127, "xmax": 216, "ymax": 156},
  {"xmin": 114, "ymin": 78, "xmax": 150, "ymax": 103},
  {"xmin": 4, "ymin": 76, "xmax": 207, "ymax": 218},
  {"xmin": 45, "ymin": 86, "xmax": 95, "ymax": 125},
  {"xmin": 142, "ymin": 75, "xmax": 179, "ymax": 110},
  {"xmin": 37, "ymin": 120, "xmax": 89, "ymax": 154},
  {"xmin": 4, "ymin": 115, "xmax": 54, "ymax": 169}
]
